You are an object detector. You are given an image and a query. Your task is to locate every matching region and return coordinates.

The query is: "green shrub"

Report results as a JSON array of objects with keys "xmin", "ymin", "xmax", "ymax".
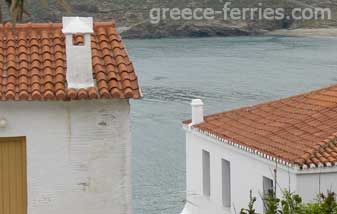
[
  {"xmin": 318, "ymin": 191, "xmax": 337, "ymax": 214},
  {"xmin": 301, "ymin": 203, "xmax": 321, "ymax": 214},
  {"xmin": 240, "ymin": 190, "xmax": 257, "ymax": 214},
  {"xmin": 264, "ymin": 194, "xmax": 280, "ymax": 214},
  {"xmin": 241, "ymin": 191, "xmax": 337, "ymax": 214},
  {"xmin": 279, "ymin": 191, "xmax": 303, "ymax": 214}
]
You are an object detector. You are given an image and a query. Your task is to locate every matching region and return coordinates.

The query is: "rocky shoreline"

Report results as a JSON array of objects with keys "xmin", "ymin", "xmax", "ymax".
[
  {"xmin": 265, "ymin": 28, "xmax": 337, "ymax": 38},
  {"xmin": 119, "ymin": 22, "xmax": 257, "ymax": 39},
  {"xmin": 120, "ymin": 22, "xmax": 337, "ymax": 39},
  {"xmin": 20, "ymin": 0, "xmax": 337, "ymax": 39}
]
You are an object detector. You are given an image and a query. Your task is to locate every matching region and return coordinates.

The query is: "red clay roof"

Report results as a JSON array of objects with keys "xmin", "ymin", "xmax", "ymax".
[
  {"xmin": 0, "ymin": 21, "xmax": 141, "ymax": 101},
  {"xmin": 185, "ymin": 85, "xmax": 337, "ymax": 168}
]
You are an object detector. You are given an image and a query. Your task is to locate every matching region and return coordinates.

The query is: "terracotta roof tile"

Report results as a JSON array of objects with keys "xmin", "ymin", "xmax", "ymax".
[
  {"xmin": 185, "ymin": 85, "xmax": 337, "ymax": 168},
  {"xmin": 0, "ymin": 21, "xmax": 141, "ymax": 101}
]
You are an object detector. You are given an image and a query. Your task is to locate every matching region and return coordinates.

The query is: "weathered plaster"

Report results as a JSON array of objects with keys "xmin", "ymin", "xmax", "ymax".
[{"xmin": 0, "ymin": 99, "xmax": 132, "ymax": 214}]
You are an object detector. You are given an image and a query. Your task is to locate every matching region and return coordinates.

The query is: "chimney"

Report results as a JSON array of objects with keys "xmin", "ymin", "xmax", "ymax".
[
  {"xmin": 191, "ymin": 99, "xmax": 204, "ymax": 125},
  {"xmin": 62, "ymin": 17, "xmax": 94, "ymax": 88}
]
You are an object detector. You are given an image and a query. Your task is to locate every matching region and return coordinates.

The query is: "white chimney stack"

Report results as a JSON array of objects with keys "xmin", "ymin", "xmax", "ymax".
[
  {"xmin": 62, "ymin": 17, "xmax": 94, "ymax": 88},
  {"xmin": 191, "ymin": 99, "xmax": 204, "ymax": 125}
]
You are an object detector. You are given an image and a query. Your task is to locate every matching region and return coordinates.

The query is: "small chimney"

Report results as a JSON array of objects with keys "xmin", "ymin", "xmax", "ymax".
[
  {"xmin": 191, "ymin": 99, "xmax": 204, "ymax": 125},
  {"xmin": 62, "ymin": 17, "xmax": 94, "ymax": 88}
]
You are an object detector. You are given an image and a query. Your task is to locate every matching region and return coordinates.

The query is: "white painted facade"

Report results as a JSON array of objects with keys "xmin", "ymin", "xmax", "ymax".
[
  {"xmin": 180, "ymin": 100, "xmax": 337, "ymax": 214},
  {"xmin": 0, "ymin": 100, "xmax": 132, "ymax": 214}
]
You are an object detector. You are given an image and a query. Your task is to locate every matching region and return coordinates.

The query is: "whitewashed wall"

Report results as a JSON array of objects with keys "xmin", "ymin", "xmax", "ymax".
[
  {"xmin": 181, "ymin": 128, "xmax": 297, "ymax": 214},
  {"xmin": 0, "ymin": 100, "xmax": 132, "ymax": 214},
  {"xmin": 297, "ymin": 171, "xmax": 337, "ymax": 203}
]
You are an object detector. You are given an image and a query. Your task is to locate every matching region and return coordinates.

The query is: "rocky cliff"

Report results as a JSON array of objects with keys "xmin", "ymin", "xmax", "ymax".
[{"xmin": 14, "ymin": 0, "xmax": 337, "ymax": 38}]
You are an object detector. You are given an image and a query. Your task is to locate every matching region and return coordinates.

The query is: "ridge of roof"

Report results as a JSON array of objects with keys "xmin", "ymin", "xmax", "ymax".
[
  {"xmin": 0, "ymin": 21, "xmax": 115, "ymax": 30},
  {"xmin": 183, "ymin": 83, "xmax": 337, "ymax": 169}
]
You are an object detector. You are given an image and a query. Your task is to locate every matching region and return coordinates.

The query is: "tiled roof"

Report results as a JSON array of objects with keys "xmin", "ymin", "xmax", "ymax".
[
  {"xmin": 185, "ymin": 85, "xmax": 337, "ymax": 169},
  {"xmin": 0, "ymin": 21, "xmax": 141, "ymax": 101}
]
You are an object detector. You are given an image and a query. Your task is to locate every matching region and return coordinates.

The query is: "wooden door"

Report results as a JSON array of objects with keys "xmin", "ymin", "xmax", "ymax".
[{"xmin": 0, "ymin": 137, "xmax": 27, "ymax": 214}]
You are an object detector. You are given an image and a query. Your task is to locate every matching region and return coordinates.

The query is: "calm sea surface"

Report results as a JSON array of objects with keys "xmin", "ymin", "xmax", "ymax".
[{"xmin": 124, "ymin": 37, "xmax": 337, "ymax": 214}]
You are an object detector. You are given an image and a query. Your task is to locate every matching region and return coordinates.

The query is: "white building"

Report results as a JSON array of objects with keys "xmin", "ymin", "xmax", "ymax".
[
  {"xmin": 181, "ymin": 87, "xmax": 337, "ymax": 214},
  {"xmin": 0, "ymin": 17, "xmax": 141, "ymax": 214}
]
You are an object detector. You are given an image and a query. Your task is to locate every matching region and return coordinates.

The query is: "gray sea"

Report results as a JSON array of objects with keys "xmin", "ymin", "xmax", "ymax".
[{"xmin": 125, "ymin": 36, "xmax": 337, "ymax": 214}]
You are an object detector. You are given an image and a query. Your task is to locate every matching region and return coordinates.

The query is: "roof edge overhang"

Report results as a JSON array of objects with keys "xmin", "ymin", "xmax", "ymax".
[{"xmin": 183, "ymin": 124, "xmax": 337, "ymax": 174}]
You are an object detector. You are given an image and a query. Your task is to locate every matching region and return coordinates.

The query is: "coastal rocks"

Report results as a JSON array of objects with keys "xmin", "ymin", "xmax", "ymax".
[
  {"xmin": 120, "ymin": 22, "xmax": 254, "ymax": 39},
  {"xmin": 20, "ymin": 0, "xmax": 337, "ymax": 39}
]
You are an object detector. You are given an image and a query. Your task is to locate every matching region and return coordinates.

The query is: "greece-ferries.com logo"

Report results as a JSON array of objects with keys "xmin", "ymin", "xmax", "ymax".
[{"xmin": 149, "ymin": 2, "xmax": 332, "ymax": 24}]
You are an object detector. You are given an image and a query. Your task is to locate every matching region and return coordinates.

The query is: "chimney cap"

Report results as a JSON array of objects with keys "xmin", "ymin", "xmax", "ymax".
[
  {"xmin": 62, "ymin": 17, "xmax": 94, "ymax": 34},
  {"xmin": 191, "ymin": 99, "xmax": 204, "ymax": 106}
]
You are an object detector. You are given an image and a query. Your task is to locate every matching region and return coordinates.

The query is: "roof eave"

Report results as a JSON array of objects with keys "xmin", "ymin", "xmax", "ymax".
[{"xmin": 183, "ymin": 124, "xmax": 337, "ymax": 173}]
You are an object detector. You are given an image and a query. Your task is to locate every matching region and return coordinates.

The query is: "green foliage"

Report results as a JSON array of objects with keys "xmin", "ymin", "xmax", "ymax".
[
  {"xmin": 300, "ymin": 192, "xmax": 337, "ymax": 214},
  {"xmin": 240, "ymin": 190, "xmax": 257, "ymax": 214},
  {"xmin": 241, "ymin": 190, "xmax": 337, "ymax": 214},
  {"xmin": 264, "ymin": 194, "xmax": 280, "ymax": 214},
  {"xmin": 279, "ymin": 191, "xmax": 303, "ymax": 214},
  {"xmin": 319, "ymin": 191, "xmax": 337, "ymax": 214},
  {"xmin": 301, "ymin": 203, "xmax": 321, "ymax": 214}
]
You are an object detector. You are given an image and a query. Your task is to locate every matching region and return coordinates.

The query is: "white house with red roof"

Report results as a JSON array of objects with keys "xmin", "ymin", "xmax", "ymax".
[
  {"xmin": 180, "ymin": 91, "xmax": 337, "ymax": 214},
  {"xmin": 0, "ymin": 17, "xmax": 141, "ymax": 214}
]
